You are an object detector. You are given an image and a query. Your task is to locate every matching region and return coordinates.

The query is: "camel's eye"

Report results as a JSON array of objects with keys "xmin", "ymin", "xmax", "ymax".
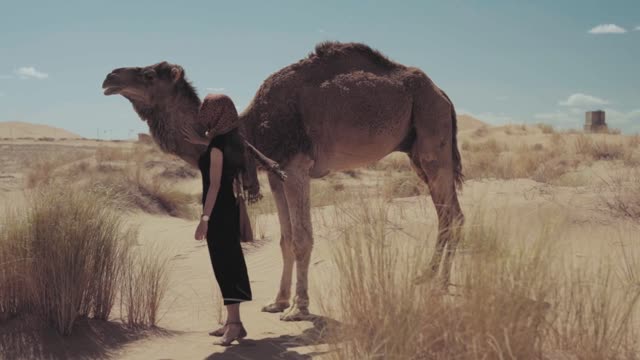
[{"xmin": 142, "ymin": 70, "xmax": 156, "ymax": 81}]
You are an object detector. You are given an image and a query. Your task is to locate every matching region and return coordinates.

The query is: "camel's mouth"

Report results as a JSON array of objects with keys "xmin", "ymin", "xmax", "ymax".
[{"xmin": 103, "ymin": 86, "xmax": 123, "ymax": 96}]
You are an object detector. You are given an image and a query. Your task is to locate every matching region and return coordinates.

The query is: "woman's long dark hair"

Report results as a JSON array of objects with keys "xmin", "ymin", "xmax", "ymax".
[{"xmin": 214, "ymin": 128, "xmax": 246, "ymax": 177}]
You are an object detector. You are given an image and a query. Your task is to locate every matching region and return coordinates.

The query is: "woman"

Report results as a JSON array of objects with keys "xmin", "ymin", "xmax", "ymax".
[{"xmin": 182, "ymin": 94, "xmax": 284, "ymax": 346}]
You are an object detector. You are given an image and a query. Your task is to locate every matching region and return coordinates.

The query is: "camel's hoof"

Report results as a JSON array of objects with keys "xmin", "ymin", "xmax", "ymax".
[
  {"xmin": 280, "ymin": 306, "xmax": 311, "ymax": 321},
  {"xmin": 261, "ymin": 302, "xmax": 290, "ymax": 313}
]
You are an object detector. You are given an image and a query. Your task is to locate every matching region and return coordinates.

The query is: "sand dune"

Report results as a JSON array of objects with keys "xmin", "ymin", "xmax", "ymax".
[
  {"xmin": 0, "ymin": 121, "xmax": 82, "ymax": 139},
  {"xmin": 457, "ymin": 114, "xmax": 488, "ymax": 132}
]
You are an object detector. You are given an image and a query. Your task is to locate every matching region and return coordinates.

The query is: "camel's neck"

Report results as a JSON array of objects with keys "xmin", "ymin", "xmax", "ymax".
[{"xmin": 136, "ymin": 94, "xmax": 205, "ymax": 167}]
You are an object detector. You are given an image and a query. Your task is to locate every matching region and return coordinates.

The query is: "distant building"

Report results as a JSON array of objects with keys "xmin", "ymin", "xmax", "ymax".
[{"xmin": 584, "ymin": 110, "xmax": 607, "ymax": 132}]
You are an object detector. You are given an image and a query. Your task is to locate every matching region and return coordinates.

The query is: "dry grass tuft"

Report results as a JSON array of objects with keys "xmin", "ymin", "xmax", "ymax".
[
  {"xmin": 600, "ymin": 170, "xmax": 640, "ymax": 222},
  {"xmin": 321, "ymin": 200, "xmax": 640, "ymax": 359},
  {"xmin": 25, "ymin": 150, "xmax": 93, "ymax": 188},
  {"xmin": 574, "ymin": 135, "xmax": 626, "ymax": 160},
  {"xmin": 472, "ymin": 125, "xmax": 489, "ymax": 138},
  {"xmin": 383, "ymin": 173, "xmax": 428, "ymax": 199},
  {"xmin": 367, "ymin": 153, "xmax": 412, "ymax": 172},
  {"xmin": 119, "ymin": 246, "xmax": 169, "ymax": 328},
  {"xmin": 0, "ymin": 185, "xmax": 136, "ymax": 335},
  {"xmin": 457, "ymin": 132, "xmax": 638, "ymax": 185},
  {"xmin": 23, "ymin": 143, "xmax": 199, "ymax": 219},
  {"xmin": 95, "ymin": 146, "xmax": 133, "ymax": 163},
  {"xmin": 86, "ymin": 168, "xmax": 198, "ymax": 219},
  {"xmin": 537, "ymin": 123, "xmax": 555, "ymax": 134}
]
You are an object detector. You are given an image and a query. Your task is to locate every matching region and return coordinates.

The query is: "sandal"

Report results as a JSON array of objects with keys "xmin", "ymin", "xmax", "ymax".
[
  {"xmin": 213, "ymin": 321, "xmax": 247, "ymax": 346},
  {"xmin": 208, "ymin": 323, "xmax": 227, "ymax": 337}
]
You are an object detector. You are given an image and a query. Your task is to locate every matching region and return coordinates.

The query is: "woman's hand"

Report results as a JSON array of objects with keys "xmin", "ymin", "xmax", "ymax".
[
  {"xmin": 195, "ymin": 220, "xmax": 208, "ymax": 241},
  {"xmin": 181, "ymin": 124, "xmax": 210, "ymax": 146}
]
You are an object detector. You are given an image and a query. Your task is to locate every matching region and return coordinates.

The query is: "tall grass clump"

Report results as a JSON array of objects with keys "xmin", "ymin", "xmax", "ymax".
[
  {"xmin": 322, "ymin": 198, "xmax": 430, "ymax": 359},
  {"xmin": 574, "ymin": 135, "xmax": 626, "ymax": 160},
  {"xmin": 321, "ymin": 200, "xmax": 640, "ymax": 359},
  {"xmin": 86, "ymin": 167, "xmax": 198, "ymax": 219},
  {"xmin": 0, "ymin": 185, "xmax": 136, "ymax": 335},
  {"xmin": 537, "ymin": 123, "xmax": 555, "ymax": 134},
  {"xmin": 0, "ymin": 210, "xmax": 31, "ymax": 318},
  {"xmin": 25, "ymin": 150, "xmax": 93, "ymax": 188},
  {"xmin": 600, "ymin": 170, "xmax": 640, "ymax": 222},
  {"xmin": 119, "ymin": 246, "xmax": 169, "ymax": 328}
]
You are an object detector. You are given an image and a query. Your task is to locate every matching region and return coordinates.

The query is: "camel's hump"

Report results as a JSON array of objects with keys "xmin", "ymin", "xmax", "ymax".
[{"xmin": 311, "ymin": 41, "xmax": 398, "ymax": 69}]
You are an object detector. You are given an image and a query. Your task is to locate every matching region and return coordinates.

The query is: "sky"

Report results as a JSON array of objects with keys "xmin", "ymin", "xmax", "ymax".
[{"xmin": 0, "ymin": 0, "xmax": 638, "ymax": 138}]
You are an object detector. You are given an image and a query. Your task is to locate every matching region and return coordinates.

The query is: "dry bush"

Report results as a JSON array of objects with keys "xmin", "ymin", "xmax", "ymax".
[
  {"xmin": 95, "ymin": 146, "xmax": 133, "ymax": 163},
  {"xmin": 547, "ymin": 263, "xmax": 640, "ymax": 359},
  {"xmin": 464, "ymin": 138, "xmax": 507, "ymax": 153},
  {"xmin": 367, "ymin": 153, "xmax": 412, "ymax": 172},
  {"xmin": 459, "ymin": 134, "xmax": 637, "ymax": 185},
  {"xmin": 383, "ymin": 173, "xmax": 428, "ymax": 199},
  {"xmin": 26, "ymin": 144, "xmax": 199, "ymax": 219},
  {"xmin": 472, "ymin": 125, "xmax": 489, "ymax": 138},
  {"xmin": 537, "ymin": 123, "xmax": 555, "ymax": 134},
  {"xmin": 321, "ymin": 201, "xmax": 640, "ymax": 359},
  {"xmin": 574, "ymin": 135, "xmax": 626, "ymax": 160},
  {"xmin": 119, "ymin": 246, "xmax": 169, "ymax": 328},
  {"xmin": 25, "ymin": 150, "xmax": 93, "ymax": 188},
  {"xmin": 158, "ymin": 164, "xmax": 198, "ymax": 179},
  {"xmin": 87, "ymin": 169, "xmax": 198, "ymax": 219},
  {"xmin": 0, "ymin": 185, "xmax": 136, "ymax": 335},
  {"xmin": 600, "ymin": 170, "xmax": 640, "ymax": 222},
  {"xmin": 0, "ymin": 210, "xmax": 31, "ymax": 318}
]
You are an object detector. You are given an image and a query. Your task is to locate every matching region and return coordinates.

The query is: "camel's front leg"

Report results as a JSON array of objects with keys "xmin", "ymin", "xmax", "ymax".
[
  {"xmin": 262, "ymin": 173, "xmax": 294, "ymax": 313},
  {"xmin": 280, "ymin": 155, "xmax": 314, "ymax": 321}
]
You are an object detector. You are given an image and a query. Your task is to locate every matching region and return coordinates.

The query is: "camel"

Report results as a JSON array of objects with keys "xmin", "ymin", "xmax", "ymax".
[{"xmin": 102, "ymin": 41, "xmax": 464, "ymax": 321}]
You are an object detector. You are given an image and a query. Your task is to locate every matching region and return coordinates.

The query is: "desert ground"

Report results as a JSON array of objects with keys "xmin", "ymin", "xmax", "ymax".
[{"xmin": 1, "ymin": 119, "xmax": 639, "ymax": 359}]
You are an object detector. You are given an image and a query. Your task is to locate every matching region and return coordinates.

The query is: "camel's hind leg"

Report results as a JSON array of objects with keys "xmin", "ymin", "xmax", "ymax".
[
  {"xmin": 261, "ymin": 173, "xmax": 295, "ymax": 313},
  {"xmin": 410, "ymin": 95, "xmax": 464, "ymax": 287}
]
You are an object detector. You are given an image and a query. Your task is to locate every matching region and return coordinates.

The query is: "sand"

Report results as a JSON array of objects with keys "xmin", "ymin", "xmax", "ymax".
[
  {"xmin": 457, "ymin": 114, "xmax": 488, "ymax": 132},
  {"xmin": 1, "ymin": 121, "xmax": 638, "ymax": 359}
]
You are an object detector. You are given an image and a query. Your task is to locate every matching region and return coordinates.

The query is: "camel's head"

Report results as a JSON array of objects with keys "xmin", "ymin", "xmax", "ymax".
[{"xmin": 102, "ymin": 62, "xmax": 192, "ymax": 118}]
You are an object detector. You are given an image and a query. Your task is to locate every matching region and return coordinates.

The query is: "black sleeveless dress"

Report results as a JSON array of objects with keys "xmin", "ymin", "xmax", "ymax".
[{"xmin": 198, "ymin": 133, "xmax": 252, "ymax": 305}]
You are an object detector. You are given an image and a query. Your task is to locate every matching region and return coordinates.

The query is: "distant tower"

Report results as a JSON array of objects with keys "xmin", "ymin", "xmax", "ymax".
[{"xmin": 584, "ymin": 110, "xmax": 607, "ymax": 132}]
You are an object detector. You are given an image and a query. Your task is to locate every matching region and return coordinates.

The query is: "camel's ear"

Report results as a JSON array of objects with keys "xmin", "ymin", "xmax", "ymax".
[{"xmin": 171, "ymin": 66, "xmax": 184, "ymax": 82}]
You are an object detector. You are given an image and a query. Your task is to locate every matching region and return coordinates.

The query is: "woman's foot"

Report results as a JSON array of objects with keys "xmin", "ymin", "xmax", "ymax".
[
  {"xmin": 208, "ymin": 323, "xmax": 226, "ymax": 337},
  {"xmin": 213, "ymin": 322, "xmax": 247, "ymax": 346}
]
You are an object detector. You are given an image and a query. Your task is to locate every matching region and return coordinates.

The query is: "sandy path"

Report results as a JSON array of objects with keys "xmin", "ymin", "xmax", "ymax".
[{"xmin": 113, "ymin": 211, "xmax": 335, "ymax": 360}]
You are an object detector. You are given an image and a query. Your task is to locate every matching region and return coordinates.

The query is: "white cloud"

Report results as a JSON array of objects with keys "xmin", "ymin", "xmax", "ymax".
[
  {"xmin": 0, "ymin": 92, "xmax": 4, "ymax": 97},
  {"xmin": 15, "ymin": 67, "xmax": 48, "ymax": 79},
  {"xmin": 205, "ymin": 87, "xmax": 225, "ymax": 92},
  {"xmin": 588, "ymin": 24, "xmax": 627, "ymax": 34},
  {"xmin": 559, "ymin": 93, "xmax": 609, "ymax": 108},
  {"xmin": 635, "ymin": 26, "xmax": 640, "ymax": 31}
]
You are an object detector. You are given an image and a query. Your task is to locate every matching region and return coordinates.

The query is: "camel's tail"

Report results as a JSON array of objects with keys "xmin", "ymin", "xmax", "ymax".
[{"xmin": 441, "ymin": 90, "xmax": 464, "ymax": 190}]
